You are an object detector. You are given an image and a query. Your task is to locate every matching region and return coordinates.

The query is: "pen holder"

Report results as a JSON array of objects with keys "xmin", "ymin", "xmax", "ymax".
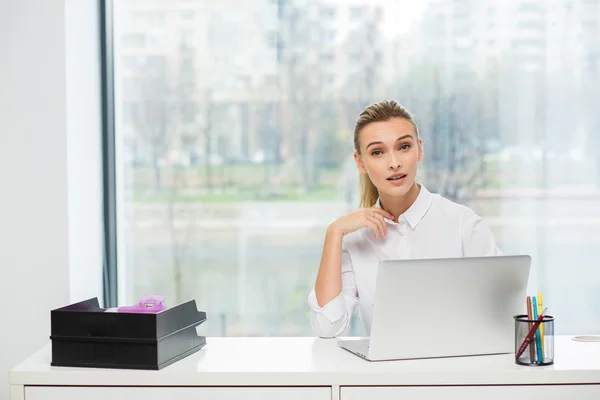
[{"xmin": 514, "ymin": 314, "xmax": 554, "ymax": 366}]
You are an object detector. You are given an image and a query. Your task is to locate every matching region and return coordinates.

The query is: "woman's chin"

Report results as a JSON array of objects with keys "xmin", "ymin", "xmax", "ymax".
[
  {"xmin": 381, "ymin": 187, "xmax": 411, "ymax": 198},
  {"xmin": 379, "ymin": 179, "xmax": 415, "ymax": 197}
]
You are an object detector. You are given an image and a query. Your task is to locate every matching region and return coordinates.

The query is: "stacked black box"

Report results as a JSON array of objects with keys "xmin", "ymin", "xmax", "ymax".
[{"xmin": 50, "ymin": 297, "xmax": 207, "ymax": 370}]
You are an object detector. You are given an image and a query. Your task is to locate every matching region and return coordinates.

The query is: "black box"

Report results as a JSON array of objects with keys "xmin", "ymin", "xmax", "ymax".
[{"xmin": 50, "ymin": 297, "xmax": 207, "ymax": 370}]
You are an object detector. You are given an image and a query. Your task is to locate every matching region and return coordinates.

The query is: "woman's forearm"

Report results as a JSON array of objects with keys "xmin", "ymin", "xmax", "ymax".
[{"xmin": 314, "ymin": 225, "xmax": 344, "ymax": 307}]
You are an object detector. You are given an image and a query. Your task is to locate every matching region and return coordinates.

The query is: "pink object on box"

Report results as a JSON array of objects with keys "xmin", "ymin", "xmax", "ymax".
[{"xmin": 117, "ymin": 295, "xmax": 167, "ymax": 313}]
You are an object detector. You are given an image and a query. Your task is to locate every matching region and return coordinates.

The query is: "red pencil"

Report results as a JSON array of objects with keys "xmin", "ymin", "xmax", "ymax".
[
  {"xmin": 526, "ymin": 296, "xmax": 535, "ymax": 363},
  {"xmin": 516, "ymin": 307, "xmax": 548, "ymax": 361}
]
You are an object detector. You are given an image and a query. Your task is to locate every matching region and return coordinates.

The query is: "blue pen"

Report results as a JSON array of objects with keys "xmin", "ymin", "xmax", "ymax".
[{"xmin": 532, "ymin": 296, "xmax": 543, "ymax": 362}]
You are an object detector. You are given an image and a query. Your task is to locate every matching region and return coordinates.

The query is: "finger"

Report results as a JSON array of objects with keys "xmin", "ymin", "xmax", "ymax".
[
  {"xmin": 362, "ymin": 209, "xmax": 386, "ymax": 238},
  {"xmin": 368, "ymin": 210, "xmax": 388, "ymax": 236},
  {"xmin": 372, "ymin": 208, "xmax": 395, "ymax": 221},
  {"xmin": 367, "ymin": 215, "xmax": 386, "ymax": 238},
  {"xmin": 366, "ymin": 215, "xmax": 385, "ymax": 239},
  {"xmin": 364, "ymin": 220, "xmax": 380, "ymax": 240},
  {"xmin": 376, "ymin": 213, "xmax": 388, "ymax": 237}
]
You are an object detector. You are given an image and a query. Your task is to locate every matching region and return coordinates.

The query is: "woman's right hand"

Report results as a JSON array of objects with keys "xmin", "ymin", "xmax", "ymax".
[{"xmin": 330, "ymin": 208, "xmax": 395, "ymax": 240}]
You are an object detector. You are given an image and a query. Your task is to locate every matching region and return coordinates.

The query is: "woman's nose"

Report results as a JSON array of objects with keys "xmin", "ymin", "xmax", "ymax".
[{"xmin": 388, "ymin": 154, "xmax": 401, "ymax": 170}]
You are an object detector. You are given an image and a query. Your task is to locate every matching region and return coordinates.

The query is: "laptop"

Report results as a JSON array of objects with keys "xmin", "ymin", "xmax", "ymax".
[{"xmin": 337, "ymin": 255, "xmax": 531, "ymax": 361}]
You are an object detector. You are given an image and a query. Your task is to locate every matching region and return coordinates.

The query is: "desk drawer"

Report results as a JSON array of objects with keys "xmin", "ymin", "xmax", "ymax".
[
  {"xmin": 25, "ymin": 386, "xmax": 331, "ymax": 400},
  {"xmin": 341, "ymin": 385, "xmax": 600, "ymax": 400}
]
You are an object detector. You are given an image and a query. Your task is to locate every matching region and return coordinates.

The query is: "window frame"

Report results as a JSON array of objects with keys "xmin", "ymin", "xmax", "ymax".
[{"xmin": 100, "ymin": 0, "xmax": 118, "ymax": 308}]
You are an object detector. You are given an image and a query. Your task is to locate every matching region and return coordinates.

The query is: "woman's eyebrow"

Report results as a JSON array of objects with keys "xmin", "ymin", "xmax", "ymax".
[{"xmin": 366, "ymin": 134, "xmax": 414, "ymax": 149}]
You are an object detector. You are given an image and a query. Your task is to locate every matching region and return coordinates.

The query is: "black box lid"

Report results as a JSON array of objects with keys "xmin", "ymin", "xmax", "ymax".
[{"xmin": 50, "ymin": 297, "xmax": 206, "ymax": 342}]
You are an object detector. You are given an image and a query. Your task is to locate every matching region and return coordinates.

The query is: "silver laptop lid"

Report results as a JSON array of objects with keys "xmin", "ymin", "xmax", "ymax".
[{"xmin": 368, "ymin": 255, "xmax": 531, "ymax": 360}]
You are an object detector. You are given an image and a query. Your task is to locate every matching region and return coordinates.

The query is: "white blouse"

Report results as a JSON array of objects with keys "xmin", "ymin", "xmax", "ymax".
[{"xmin": 307, "ymin": 184, "xmax": 502, "ymax": 338}]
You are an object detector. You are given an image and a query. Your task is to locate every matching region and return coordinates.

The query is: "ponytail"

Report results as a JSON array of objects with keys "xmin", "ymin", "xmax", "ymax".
[{"xmin": 359, "ymin": 172, "xmax": 379, "ymax": 208}]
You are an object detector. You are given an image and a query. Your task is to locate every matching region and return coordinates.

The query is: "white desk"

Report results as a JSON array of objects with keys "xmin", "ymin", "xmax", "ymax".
[{"xmin": 9, "ymin": 336, "xmax": 600, "ymax": 400}]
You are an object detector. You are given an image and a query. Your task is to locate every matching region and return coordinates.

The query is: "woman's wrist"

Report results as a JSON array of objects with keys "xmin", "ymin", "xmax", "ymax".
[{"xmin": 327, "ymin": 222, "xmax": 345, "ymax": 239}]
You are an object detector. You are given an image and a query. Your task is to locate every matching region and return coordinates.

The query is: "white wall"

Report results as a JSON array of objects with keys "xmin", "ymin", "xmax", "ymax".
[
  {"xmin": 0, "ymin": 1, "xmax": 103, "ymax": 399},
  {"xmin": 65, "ymin": 0, "xmax": 104, "ymax": 304}
]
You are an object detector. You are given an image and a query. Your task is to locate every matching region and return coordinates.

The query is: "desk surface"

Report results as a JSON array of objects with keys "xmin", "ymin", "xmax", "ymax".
[{"xmin": 10, "ymin": 336, "xmax": 600, "ymax": 386}]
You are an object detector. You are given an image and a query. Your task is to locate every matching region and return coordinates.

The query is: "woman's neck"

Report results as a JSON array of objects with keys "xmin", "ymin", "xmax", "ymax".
[{"xmin": 378, "ymin": 182, "xmax": 421, "ymax": 220}]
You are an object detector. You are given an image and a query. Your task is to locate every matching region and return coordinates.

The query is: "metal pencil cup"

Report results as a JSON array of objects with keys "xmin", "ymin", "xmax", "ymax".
[{"xmin": 514, "ymin": 314, "xmax": 554, "ymax": 366}]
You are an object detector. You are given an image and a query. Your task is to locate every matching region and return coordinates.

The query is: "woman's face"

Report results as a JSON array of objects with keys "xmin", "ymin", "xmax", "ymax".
[{"xmin": 354, "ymin": 117, "xmax": 424, "ymax": 198}]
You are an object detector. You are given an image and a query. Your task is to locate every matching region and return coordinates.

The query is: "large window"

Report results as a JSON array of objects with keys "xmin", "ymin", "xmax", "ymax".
[{"xmin": 108, "ymin": 0, "xmax": 600, "ymax": 336}]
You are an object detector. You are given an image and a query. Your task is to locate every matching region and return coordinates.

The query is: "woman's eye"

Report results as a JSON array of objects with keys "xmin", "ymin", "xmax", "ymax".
[
  {"xmin": 371, "ymin": 150, "xmax": 382, "ymax": 156},
  {"xmin": 400, "ymin": 144, "xmax": 411, "ymax": 150}
]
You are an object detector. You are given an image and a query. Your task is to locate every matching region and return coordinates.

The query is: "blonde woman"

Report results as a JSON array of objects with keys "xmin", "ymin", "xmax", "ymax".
[{"xmin": 308, "ymin": 100, "xmax": 501, "ymax": 338}]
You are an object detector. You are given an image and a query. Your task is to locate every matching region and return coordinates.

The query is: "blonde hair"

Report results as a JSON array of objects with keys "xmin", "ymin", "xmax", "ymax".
[{"xmin": 353, "ymin": 100, "xmax": 419, "ymax": 208}]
